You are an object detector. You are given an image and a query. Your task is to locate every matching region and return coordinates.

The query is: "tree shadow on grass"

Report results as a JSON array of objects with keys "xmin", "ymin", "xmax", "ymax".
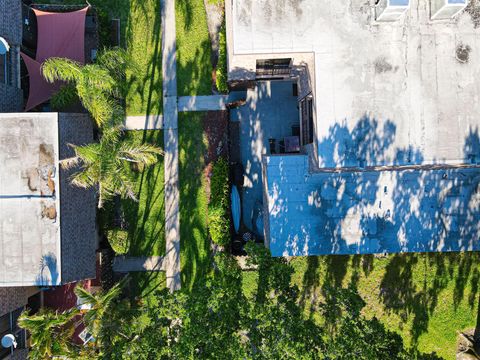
[
  {"xmin": 178, "ymin": 113, "xmax": 211, "ymax": 290},
  {"xmin": 124, "ymin": 0, "xmax": 163, "ymax": 116},
  {"xmin": 176, "ymin": 0, "xmax": 195, "ymax": 31},
  {"xmin": 123, "ymin": 130, "xmax": 166, "ymax": 258}
]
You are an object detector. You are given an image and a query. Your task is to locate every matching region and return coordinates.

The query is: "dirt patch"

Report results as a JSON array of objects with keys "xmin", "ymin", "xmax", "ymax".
[
  {"xmin": 374, "ymin": 56, "xmax": 393, "ymax": 73},
  {"xmin": 39, "ymin": 143, "xmax": 54, "ymax": 166},
  {"xmin": 41, "ymin": 203, "xmax": 57, "ymax": 220},
  {"xmin": 456, "ymin": 43, "xmax": 471, "ymax": 64},
  {"xmin": 202, "ymin": 110, "xmax": 229, "ymax": 199}
]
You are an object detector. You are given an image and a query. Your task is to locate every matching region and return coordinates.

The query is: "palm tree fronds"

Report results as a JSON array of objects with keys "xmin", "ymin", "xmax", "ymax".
[
  {"xmin": 118, "ymin": 143, "xmax": 163, "ymax": 165},
  {"xmin": 60, "ymin": 155, "xmax": 81, "ymax": 170},
  {"xmin": 42, "ymin": 57, "xmax": 81, "ymax": 83}
]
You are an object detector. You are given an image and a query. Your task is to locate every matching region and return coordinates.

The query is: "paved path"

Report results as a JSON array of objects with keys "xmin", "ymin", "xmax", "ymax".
[
  {"xmin": 124, "ymin": 115, "xmax": 163, "ymax": 130},
  {"xmin": 178, "ymin": 95, "xmax": 228, "ymax": 111},
  {"xmin": 113, "ymin": 256, "xmax": 166, "ymax": 272},
  {"xmin": 162, "ymin": 0, "xmax": 181, "ymax": 292}
]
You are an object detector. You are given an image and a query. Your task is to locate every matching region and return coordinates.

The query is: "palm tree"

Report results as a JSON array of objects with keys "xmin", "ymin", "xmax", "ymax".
[
  {"xmin": 42, "ymin": 48, "xmax": 133, "ymax": 127},
  {"xmin": 74, "ymin": 282, "xmax": 123, "ymax": 342},
  {"xmin": 18, "ymin": 308, "xmax": 79, "ymax": 359},
  {"xmin": 61, "ymin": 126, "xmax": 163, "ymax": 208}
]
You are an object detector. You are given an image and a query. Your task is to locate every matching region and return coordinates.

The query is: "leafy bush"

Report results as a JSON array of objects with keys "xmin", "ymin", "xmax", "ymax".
[
  {"xmin": 210, "ymin": 158, "xmax": 229, "ymax": 208},
  {"xmin": 106, "ymin": 229, "xmax": 129, "ymax": 254},
  {"xmin": 215, "ymin": 22, "xmax": 228, "ymax": 94},
  {"xmin": 209, "ymin": 207, "xmax": 230, "ymax": 246},
  {"xmin": 209, "ymin": 158, "xmax": 230, "ymax": 246}
]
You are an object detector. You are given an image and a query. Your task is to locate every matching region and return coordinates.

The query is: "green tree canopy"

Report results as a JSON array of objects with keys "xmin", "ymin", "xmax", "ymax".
[
  {"xmin": 18, "ymin": 307, "xmax": 79, "ymax": 359},
  {"xmin": 61, "ymin": 126, "xmax": 163, "ymax": 208},
  {"xmin": 42, "ymin": 48, "xmax": 134, "ymax": 127}
]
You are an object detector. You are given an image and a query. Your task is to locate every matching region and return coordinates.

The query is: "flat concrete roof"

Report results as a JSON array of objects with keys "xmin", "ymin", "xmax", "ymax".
[
  {"xmin": 230, "ymin": 0, "xmax": 480, "ymax": 167},
  {"xmin": 264, "ymin": 155, "xmax": 480, "ymax": 256},
  {"xmin": 0, "ymin": 113, "xmax": 61, "ymax": 286}
]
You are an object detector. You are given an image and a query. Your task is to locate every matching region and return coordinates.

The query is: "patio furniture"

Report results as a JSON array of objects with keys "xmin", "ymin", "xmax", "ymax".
[
  {"xmin": 268, "ymin": 138, "xmax": 276, "ymax": 154},
  {"xmin": 284, "ymin": 135, "xmax": 300, "ymax": 153}
]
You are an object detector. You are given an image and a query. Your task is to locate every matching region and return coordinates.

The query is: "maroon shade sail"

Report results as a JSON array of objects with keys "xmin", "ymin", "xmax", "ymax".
[
  {"xmin": 34, "ymin": 7, "xmax": 88, "ymax": 64},
  {"xmin": 22, "ymin": 6, "xmax": 88, "ymax": 111},
  {"xmin": 21, "ymin": 53, "xmax": 61, "ymax": 111}
]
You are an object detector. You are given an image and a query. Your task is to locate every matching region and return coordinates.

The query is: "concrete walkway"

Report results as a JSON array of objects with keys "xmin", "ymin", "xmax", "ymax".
[
  {"xmin": 162, "ymin": 0, "xmax": 181, "ymax": 292},
  {"xmin": 124, "ymin": 115, "xmax": 163, "ymax": 130},
  {"xmin": 113, "ymin": 256, "xmax": 166, "ymax": 272},
  {"xmin": 178, "ymin": 95, "xmax": 229, "ymax": 111}
]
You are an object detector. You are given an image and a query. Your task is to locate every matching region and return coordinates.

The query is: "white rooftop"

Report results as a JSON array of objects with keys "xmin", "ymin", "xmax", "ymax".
[
  {"xmin": 0, "ymin": 113, "xmax": 61, "ymax": 286},
  {"xmin": 230, "ymin": 0, "xmax": 480, "ymax": 167}
]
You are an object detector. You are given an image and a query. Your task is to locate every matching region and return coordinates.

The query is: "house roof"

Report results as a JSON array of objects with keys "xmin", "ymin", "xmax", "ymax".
[
  {"xmin": 0, "ymin": 113, "xmax": 95, "ymax": 286},
  {"xmin": 263, "ymin": 155, "xmax": 480, "ymax": 256},
  {"xmin": 229, "ymin": 0, "xmax": 480, "ymax": 167},
  {"xmin": 0, "ymin": 0, "xmax": 22, "ymax": 45}
]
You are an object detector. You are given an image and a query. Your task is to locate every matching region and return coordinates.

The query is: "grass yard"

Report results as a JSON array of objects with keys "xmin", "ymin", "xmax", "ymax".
[
  {"xmin": 178, "ymin": 113, "xmax": 211, "ymax": 290},
  {"xmin": 122, "ymin": 130, "xmax": 165, "ymax": 257},
  {"xmin": 176, "ymin": 0, "xmax": 213, "ymax": 96},
  {"xmin": 241, "ymin": 252, "xmax": 480, "ymax": 359},
  {"xmin": 125, "ymin": 0, "xmax": 163, "ymax": 115}
]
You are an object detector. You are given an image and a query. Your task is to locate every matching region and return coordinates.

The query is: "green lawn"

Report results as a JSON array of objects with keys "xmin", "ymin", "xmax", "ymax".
[
  {"xmin": 125, "ymin": 0, "xmax": 163, "ymax": 115},
  {"xmin": 122, "ymin": 130, "xmax": 165, "ymax": 256},
  {"xmin": 178, "ymin": 113, "xmax": 211, "ymax": 290},
  {"xmin": 176, "ymin": 0, "xmax": 213, "ymax": 96},
  {"xmin": 241, "ymin": 252, "xmax": 480, "ymax": 359}
]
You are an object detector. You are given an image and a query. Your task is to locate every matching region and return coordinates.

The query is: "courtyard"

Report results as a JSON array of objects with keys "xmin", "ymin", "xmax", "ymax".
[{"xmin": 230, "ymin": 80, "xmax": 299, "ymax": 231}]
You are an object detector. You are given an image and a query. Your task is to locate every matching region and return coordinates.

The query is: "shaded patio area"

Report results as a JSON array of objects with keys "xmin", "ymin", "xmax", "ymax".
[{"xmin": 230, "ymin": 80, "xmax": 299, "ymax": 231}]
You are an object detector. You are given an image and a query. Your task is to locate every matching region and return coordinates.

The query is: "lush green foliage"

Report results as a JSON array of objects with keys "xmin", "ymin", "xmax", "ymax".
[
  {"xmin": 74, "ymin": 282, "xmax": 123, "ymax": 345},
  {"xmin": 176, "ymin": 0, "xmax": 213, "ymax": 96},
  {"xmin": 215, "ymin": 22, "xmax": 228, "ymax": 94},
  {"xmin": 18, "ymin": 308, "xmax": 79, "ymax": 359},
  {"xmin": 106, "ymin": 229, "xmax": 129, "ymax": 254},
  {"xmin": 208, "ymin": 158, "xmax": 230, "ymax": 246},
  {"xmin": 67, "ymin": 245, "xmax": 441, "ymax": 359},
  {"xmin": 42, "ymin": 48, "xmax": 132, "ymax": 127},
  {"xmin": 61, "ymin": 127, "xmax": 163, "ymax": 208}
]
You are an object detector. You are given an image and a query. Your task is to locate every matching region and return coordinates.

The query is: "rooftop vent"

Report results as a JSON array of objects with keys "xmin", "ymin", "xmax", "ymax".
[
  {"xmin": 431, "ymin": 0, "xmax": 468, "ymax": 20},
  {"xmin": 376, "ymin": 0, "xmax": 410, "ymax": 21}
]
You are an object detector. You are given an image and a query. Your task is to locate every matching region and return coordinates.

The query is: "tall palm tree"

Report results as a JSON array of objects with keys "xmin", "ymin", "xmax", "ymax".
[
  {"xmin": 74, "ymin": 281, "xmax": 123, "ymax": 342},
  {"xmin": 42, "ymin": 48, "xmax": 133, "ymax": 127},
  {"xmin": 18, "ymin": 308, "xmax": 79, "ymax": 359},
  {"xmin": 61, "ymin": 126, "xmax": 163, "ymax": 208}
]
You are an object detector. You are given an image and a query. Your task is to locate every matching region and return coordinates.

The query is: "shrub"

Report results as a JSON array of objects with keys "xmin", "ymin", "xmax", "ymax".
[
  {"xmin": 215, "ymin": 22, "xmax": 228, "ymax": 94},
  {"xmin": 106, "ymin": 229, "xmax": 129, "ymax": 254},
  {"xmin": 210, "ymin": 158, "xmax": 229, "ymax": 208},
  {"xmin": 209, "ymin": 158, "xmax": 231, "ymax": 246},
  {"xmin": 209, "ymin": 208, "xmax": 230, "ymax": 246}
]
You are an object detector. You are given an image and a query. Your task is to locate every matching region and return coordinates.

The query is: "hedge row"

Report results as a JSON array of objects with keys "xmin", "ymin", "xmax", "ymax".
[
  {"xmin": 215, "ymin": 22, "xmax": 228, "ymax": 94},
  {"xmin": 209, "ymin": 158, "xmax": 230, "ymax": 246}
]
